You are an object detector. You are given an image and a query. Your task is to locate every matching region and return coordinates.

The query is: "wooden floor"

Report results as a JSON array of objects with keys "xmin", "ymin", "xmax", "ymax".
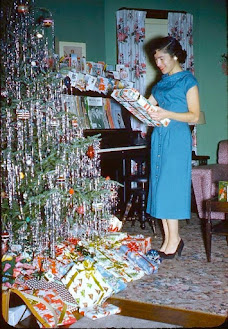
[
  {"xmin": 4, "ymin": 294, "xmax": 227, "ymax": 328},
  {"xmin": 107, "ymin": 297, "xmax": 227, "ymax": 328},
  {"xmin": 6, "ymin": 298, "xmax": 228, "ymax": 328}
]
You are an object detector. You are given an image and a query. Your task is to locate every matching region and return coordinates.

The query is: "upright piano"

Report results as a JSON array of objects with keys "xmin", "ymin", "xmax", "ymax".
[{"xmin": 83, "ymin": 128, "xmax": 151, "ymax": 213}]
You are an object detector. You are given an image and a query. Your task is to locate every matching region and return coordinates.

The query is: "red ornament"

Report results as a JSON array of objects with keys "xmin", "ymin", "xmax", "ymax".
[
  {"xmin": 105, "ymin": 176, "xmax": 110, "ymax": 180},
  {"xmin": 86, "ymin": 145, "xmax": 95, "ymax": 159},
  {"xmin": 43, "ymin": 57, "xmax": 54, "ymax": 68},
  {"xmin": 76, "ymin": 206, "xmax": 84, "ymax": 214},
  {"xmin": 72, "ymin": 119, "xmax": 78, "ymax": 127},
  {"xmin": 59, "ymin": 136, "xmax": 66, "ymax": 143},
  {"xmin": 1, "ymin": 232, "xmax": 9, "ymax": 254},
  {"xmin": 17, "ymin": 5, "xmax": 29, "ymax": 13},
  {"xmin": 69, "ymin": 188, "xmax": 74, "ymax": 195}
]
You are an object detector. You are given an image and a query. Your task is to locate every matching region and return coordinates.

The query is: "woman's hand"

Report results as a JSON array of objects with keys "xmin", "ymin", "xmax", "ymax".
[{"xmin": 148, "ymin": 105, "xmax": 169, "ymax": 122}]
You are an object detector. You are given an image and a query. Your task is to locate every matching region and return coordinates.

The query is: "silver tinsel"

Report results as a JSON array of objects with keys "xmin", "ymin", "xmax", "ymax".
[{"xmin": 1, "ymin": 0, "xmax": 119, "ymax": 259}]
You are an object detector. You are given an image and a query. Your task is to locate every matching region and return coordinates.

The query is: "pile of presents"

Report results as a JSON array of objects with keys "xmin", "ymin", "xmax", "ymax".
[{"xmin": 2, "ymin": 224, "xmax": 161, "ymax": 327}]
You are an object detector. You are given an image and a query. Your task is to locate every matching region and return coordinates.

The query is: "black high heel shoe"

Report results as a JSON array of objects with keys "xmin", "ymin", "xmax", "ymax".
[
  {"xmin": 158, "ymin": 250, "xmax": 166, "ymax": 257},
  {"xmin": 161, "ymin": 239, "xmax": 184, "ymax": 259}
]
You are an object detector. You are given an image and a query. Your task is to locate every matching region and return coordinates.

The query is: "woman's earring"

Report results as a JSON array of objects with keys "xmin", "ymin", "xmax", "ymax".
[{"xmin": 174, "ymin": 56, "xmax": 178, "ymax": 61}]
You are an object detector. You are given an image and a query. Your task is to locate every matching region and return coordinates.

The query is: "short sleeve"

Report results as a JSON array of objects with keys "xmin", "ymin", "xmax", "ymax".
[{"xmin": 183, "ymin": 73, "xmax": 199, "ymax": 94}]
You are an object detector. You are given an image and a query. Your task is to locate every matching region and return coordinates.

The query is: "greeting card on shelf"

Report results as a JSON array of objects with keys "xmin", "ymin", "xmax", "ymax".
[
  {"xmin": 110, "ymin": 99, "xmax": 125, "ymax": 129},
  {"xmin": 103, "ymin": 98, "xmax": 115, "ymax": 128},
  {"xmin": 116, "ymin": 64, "xmax": 130, "ymax": 81},
  {"xmin": 84, "ymin": 96, "xmax": 110, "ymax": 129},
  {"xmin": 111, "ymin": 88, "xmax": 170, "ymax": 127}
]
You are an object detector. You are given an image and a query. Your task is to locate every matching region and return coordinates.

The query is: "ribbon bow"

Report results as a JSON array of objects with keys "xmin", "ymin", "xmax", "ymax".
[{"xmin": 126, "ymin": 241, "xmax": 139, "ymax": 252}]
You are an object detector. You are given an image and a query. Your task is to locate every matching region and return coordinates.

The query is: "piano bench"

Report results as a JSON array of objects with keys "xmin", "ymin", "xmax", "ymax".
[{"xmin": 122, "ymin": 175, "xmax": 157, "ymax": 235}]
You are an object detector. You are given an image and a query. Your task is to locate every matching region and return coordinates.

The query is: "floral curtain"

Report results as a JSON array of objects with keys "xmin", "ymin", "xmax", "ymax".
[
  {"xmin": 168, "ymin": 12, "xmax": 197, "ymax": 154},
  {"xmin": 116, "ymin": 9, "xmax": 147, "ymax": 132},
  {"xmin": 168, "ymin": 12, "xmax": 194, "ymax": 73}
]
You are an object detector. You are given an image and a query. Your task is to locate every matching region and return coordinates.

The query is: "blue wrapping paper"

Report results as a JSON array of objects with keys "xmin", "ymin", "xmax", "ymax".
[
  {"xmin": 118, "ymin": 245, "xmax": 158, "ymax": 275},
  {"xmin": 95, "ymin": 264, "xmax": 127, "ymax": 293}
]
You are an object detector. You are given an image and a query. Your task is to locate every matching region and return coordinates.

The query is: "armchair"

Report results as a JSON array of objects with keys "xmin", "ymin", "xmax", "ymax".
[{"xmin": 192, "ymin": 140, "xmax": 228, "ymax": 220}]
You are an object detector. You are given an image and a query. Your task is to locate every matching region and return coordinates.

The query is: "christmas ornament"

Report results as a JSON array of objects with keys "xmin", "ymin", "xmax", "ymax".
[
  {"xmin": 1, "ymin": 191, "xmax": 8, "ymax": 199},
  {"xmin": 0, "ymin": 88, "xmax": 7, "ymax": 99},
  {"xmin": 50, "ymin": 118, "xmax": 58, "ymax": 127},
  {"xmin": 26, "ymin": 157, "xmax": 32, "ymax": 166},
  {"xmin": 69, "ymin": 188, "xmax": 74, "ymax": 195},
  {"xmin": 86, "ymin": 145, "xmax": 95, "ymax": 159},
  {"xmin": 76, "ymin": 206, "xmax": 84, "ymax": 214},
  {"xmin": 31, "ymin": 60, "xmax": 38, "ymax": 67},
  {"xmin": 72, "ymin": 119, "xmax": 78, "ymax": 127},
  {"xmin": 42, "ymin": 18, "xmax": 53, "ymax": 27},
  {"xmin": 16, "ymin": 109, "xmax": 30, "ymax": 120},
  {"xmin": 63, "ymin": 76, "xmax": 71, "ymax": 88},
  {"xmin": 92, "ymin": 202, "xmax": 103, "ymax": 211},
  {"xmin": 1, "ymin": 232, "xmax": 9, "ymax": 254},
  {"xmin": 35, "ymin": 32, "xmax": 43, "ymax": 39},
  {"xmin": 17, "ymin": 5, "xmax": 29, "ymax": 14},
  {"xmin": 25, "ymin": 217, "xmax": 31, "ymax": 223},
  {"xmin": 43, "ymin": 57, "xmax": 54, "ymax": 68}
]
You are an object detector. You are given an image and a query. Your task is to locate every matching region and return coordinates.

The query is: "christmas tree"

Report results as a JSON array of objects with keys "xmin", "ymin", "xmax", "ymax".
[{"xmin": 1, "ymin": 0, "xmax": 119, "ymax": 258}]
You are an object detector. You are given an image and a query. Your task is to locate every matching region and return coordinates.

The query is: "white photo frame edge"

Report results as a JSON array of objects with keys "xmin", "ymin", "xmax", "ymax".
[{"xmin": 59, "ymin": 41, "xmax": 86, "ymax": 58}]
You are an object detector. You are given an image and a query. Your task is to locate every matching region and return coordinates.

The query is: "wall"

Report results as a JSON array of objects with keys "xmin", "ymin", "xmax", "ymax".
[
  {"xmin": 37, "ymin": 0, "xmax": 227, "ymax": 163},
  {"xmin": 37, "ymin": 0, "xmax": 105, "ymax": 62}
]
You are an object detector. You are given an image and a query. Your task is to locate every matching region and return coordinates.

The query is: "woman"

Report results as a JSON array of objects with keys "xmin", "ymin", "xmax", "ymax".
[{"xmin": 146, "ymin": 36, "xmax": 200, "ymax": 259}]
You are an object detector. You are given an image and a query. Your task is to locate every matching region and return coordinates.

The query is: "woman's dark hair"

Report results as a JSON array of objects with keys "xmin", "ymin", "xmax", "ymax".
[{"xmin": 151, "ymin": 36, "xmax": 187, "ymax": 63}]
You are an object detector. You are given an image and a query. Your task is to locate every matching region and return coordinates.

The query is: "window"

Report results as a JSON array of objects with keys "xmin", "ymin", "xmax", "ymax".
[{"xmin": 145, "ymin": 18, "xmax": 168, "ymax": 90}]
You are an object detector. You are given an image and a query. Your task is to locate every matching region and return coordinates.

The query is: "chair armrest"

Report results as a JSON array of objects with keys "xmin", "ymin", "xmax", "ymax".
[{"xmin": 192, "ymin": 164, "xmax": 228, "ymax": 218}]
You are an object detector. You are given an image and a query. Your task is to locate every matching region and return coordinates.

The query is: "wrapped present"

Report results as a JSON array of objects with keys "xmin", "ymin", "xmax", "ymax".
[
  {"xmin": 61, "ymin": 260, "xmax": 113, "ymax": 310},
  {"xmin": 95, "ymin": 264, "xmax": 127, "ymax": 293},
  {"xmin": 111, "ymin": 88, "xmax": 170, "ymax": 127},
  {"xmin": 108, "ymin": 215, "xmax": 123, "ymax": 232},
  {"xmin": 95, "ymin": 247, "xmax": 145, "ymax": 282},
  {"xmin": 11, "ymin": 288, "xmax": 77, "ymax": 328},
  {"xmin": 118, "ymin": 245, "xmax": 159, "ymax": 275},
  {"xmin": 26, "ymin": 278, "xmax": 78, "ymax": 311},
  {"xmin": 122, "ymin": 234, "xmax": 152, "ymax": 254},
  {"xmin": 83, "ymin": 303, "xmax": 121, "ymax": 320},
  {"xmin": 1, "ymin": 254, "xmax": 35, "ymax": 286},
  {"xmin": 8, "ymin": 305, "xmax": 31, "ymax": 326},
  {"xmin": 105, "ymin": 232, "xmax": 128, "ymax": 243},
  {"xmin": 218, "ymin": 181, "xmax": 228, "ymax": 202}
]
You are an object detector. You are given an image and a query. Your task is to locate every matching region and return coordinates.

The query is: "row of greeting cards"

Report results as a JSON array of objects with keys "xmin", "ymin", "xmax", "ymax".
[{"xmin": 61, "ymin": 58, "xmax": 133, "ymax": 95}]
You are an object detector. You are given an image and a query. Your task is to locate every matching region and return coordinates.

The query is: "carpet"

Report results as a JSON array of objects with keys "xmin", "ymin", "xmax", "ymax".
[{"xmin": 114, "ymin": 213, "xmax": 228, "ymax": 317}]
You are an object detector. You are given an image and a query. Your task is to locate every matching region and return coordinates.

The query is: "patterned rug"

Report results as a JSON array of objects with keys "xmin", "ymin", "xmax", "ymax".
[{"xmin": 116, "ymin": 213, "xmax": 228, "ymax": 316}]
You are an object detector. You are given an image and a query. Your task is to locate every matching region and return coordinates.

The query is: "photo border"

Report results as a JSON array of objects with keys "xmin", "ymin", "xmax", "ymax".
[{"xmin": 58, "ymin": 41, "xmax": 86, "ymax": 59}]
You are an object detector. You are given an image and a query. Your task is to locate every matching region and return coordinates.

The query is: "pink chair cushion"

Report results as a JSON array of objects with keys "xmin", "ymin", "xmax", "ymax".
[
  {"xmin": 218, "ymin": 140, "xmax": 228, "ymax": 164},
  {"xmin": 192, "ymin": 164, "xmax": 228, "ymax": 219}
]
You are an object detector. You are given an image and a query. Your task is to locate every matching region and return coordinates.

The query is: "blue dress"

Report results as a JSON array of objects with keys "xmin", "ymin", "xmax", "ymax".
[{"xmin": 146, "ymin": 71, "xmax": 198, "ymax": 220}]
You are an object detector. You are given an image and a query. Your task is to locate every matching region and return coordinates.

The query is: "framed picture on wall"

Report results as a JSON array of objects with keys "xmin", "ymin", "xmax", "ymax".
[{"xmin": 59, "ymin": 41, "xmax": 86, "ymax": 59}]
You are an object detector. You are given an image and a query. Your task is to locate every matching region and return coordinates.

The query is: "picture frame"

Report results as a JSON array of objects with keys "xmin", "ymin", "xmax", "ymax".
[{"xmin": 58, "ymin": 41, "xmax": 86, "ymax": 59}]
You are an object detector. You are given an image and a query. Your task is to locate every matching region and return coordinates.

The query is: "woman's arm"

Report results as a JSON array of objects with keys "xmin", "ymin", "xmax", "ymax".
[
  {"xmin": 148, "ymin": 94, "xmax": 158, "ymax": 106},
  {"xmin": 148, "ymin": 85, "xmax": 200, "ymax": 124}
]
